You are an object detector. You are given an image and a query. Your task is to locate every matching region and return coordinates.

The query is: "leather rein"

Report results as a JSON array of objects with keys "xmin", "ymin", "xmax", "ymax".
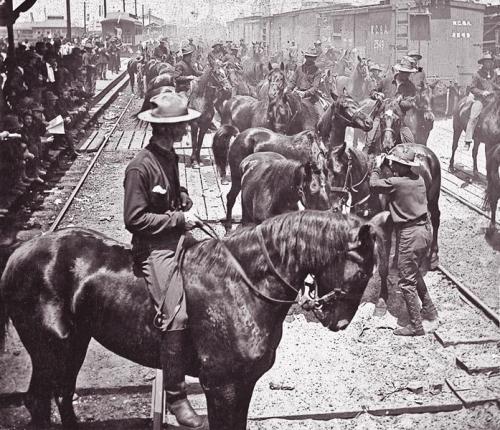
[
  {"xmin": 196, "ymin": 221, "xmax": 347, "ymax": 310},
  {"xmin": 329, "ymin": 147, "xmax": 371, "ymax": 212}
]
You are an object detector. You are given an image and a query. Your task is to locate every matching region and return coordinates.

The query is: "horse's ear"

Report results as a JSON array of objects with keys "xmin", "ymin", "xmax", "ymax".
[
  {"xmin": 343, "ymin": 87, "xmax": 349, "ymax": 97},
  {"xmin": 280, "ymin": 61, "xmax": 285, "ymax": 71},
  {"xmin": 268, "ymin": 62, "xmax": 273, "ymax": 71},
  {"xmin": 330, "ymin": 90, "xmax": 338, "ymax": 101},
  {"xmin": 357, "ymin": 55, "xmax": 362, "ymax": 63},
  {"xmin": 327, "ymin": 69, "xmax": 331, "ymax": 77}
]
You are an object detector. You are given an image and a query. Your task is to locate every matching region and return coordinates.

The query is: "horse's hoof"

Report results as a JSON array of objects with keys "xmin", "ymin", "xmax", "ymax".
[
  {"xmin": 191, "ymin": 161, "xmax": 200, "ymax": 169},
  {"xmin": 374, "ymin": 298, "xmax": 387, "ymax": 317},
  {"xmin": 429, "ymin": 254, "xmax": 439, "ymax": 271},
  {"xmin": 221, "ymin": 177, "xmax": 229, "ymax": 185},
  {"xmin": 448, "ymin": 166, "xmax": 455, "ymax": 174}
]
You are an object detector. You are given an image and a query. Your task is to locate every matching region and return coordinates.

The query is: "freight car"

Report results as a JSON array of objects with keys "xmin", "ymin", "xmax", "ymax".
[{"xmin": 228, "ymin": 0, "xmax": 486, "ymax": 86}]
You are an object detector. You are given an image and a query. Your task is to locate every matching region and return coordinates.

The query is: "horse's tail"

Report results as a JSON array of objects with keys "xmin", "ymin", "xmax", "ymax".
[{"xmin": 212, "ymin": 125, "xmax": 239, "ymax": 179}]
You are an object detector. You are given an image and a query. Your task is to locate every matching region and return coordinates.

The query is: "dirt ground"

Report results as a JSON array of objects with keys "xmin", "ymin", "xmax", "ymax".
[{"xmin": 1, "ymin": 90, "xmax": 499, "ymax": 429}]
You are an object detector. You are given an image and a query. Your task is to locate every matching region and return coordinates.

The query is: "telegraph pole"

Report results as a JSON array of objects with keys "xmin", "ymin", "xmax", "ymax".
[
  {"xmin": 123, "ymin": 0, "xmax": 126, "ymax": 12},
  {"xmin": 66, "ymin": 0, "xmax": 71, "ymax": 40},
  {"xmin": 5, "ymin": 0, "xmax": 14, "ymax": 59},
  {"xmin": 83, "ymin": 1, "xmax": 87, "ymax": 34},
  {"xmin": 142, "ymin": 4, "xmax": 145, "ymax": 27},
  {"xmin": 134, "ymin": 0, "xmax": 138, "ymax": 17},
  {"xmin": 103, "ymin": 0, "xmax": 107, "ymax": 18}
]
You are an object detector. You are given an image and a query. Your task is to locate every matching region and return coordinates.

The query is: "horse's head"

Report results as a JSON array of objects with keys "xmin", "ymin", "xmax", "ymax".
[
  {"xmin": 356, "ymin": 55, "xmax": 369, "ymax": 80},
  {"xmin": 379, "ymin": 98, "xmax": 405, "ymax": 152},
  {"xmin": 208, "ymin": 63, "xmax": 232, "ymax": 94},
  {"xmin": 267, "ymin": 62, "xmax": 286, "ymax": 100},
  {"xmin": 329, "ymin": 90, "xmax": 373, "ymax": 131},
  {"xmin": 267, "ymin": 94, "xmax": 292, "ymax": 134},
  {"xmin": 298, "ymin": 162, "xmax": 329, "ymax": 211},
  {"xmin": 310, "ymin": 211, "xmax": 389, "ymax": 331}
]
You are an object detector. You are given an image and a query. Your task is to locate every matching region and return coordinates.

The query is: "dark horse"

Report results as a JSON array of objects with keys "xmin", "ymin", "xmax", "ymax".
[
  {"xmin": 325, "ymin": 142, "xmax": 441, "ymax": 316},
  {"xmin": 0, "ymin": 211, "xmax": 387, "ymax": 430},
  {"xmin": 449, "ymin": 91, "xmax": 500, "ymax": 176},
  {"xmin": 485, "ymin": 144, "xmax": 500, "ymax": 230},
  {"xmin": 188, "ymin": 64, "xmax": 232, "ymax": 168},
  {"xmin": 240, "ymin": 152, "xmax": 329, "ymax": 225},
  {"xmin": 221, "ymin": 128, "xmax": 327, "ymax": 231}
]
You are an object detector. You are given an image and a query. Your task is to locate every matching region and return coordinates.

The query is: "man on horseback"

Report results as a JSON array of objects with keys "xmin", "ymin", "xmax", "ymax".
[
  {"xmin": 464, "ymin": 53, "xmax": 500, "ymax": 150},
  {"xmin": 222, "ymin": 44, "xmax": 241, "ymax": 68},
  {"xmin": 208, "ymin": 40, "xmax": 225, "ymax": 66},
  {"xmin": 365, "ymin": 57, "xmax": 418, "ymax": 157},
  {"xmin": 367, "ymin": 63, "xmax": 383, "ymax": 92},
  {"xmin": 124, "ymin": 93, "xmax": 206, "ymax": 429},
  {"xmin": 173, "ymin": 46, "xmax": 202, "ymax": 95},
  {"xmin": 407, "ymin": 51, "xmax": 427, "ymax": 88},
  {"xmin": 286, "ymin": 46, "xmax": 322, "ymax": 112},
  {"xmin": 370, "ymin": 147, "xmax": 439, "ymax": 336},
  {"xmin": 154, "ymin": 39, "xmax": 169, "ymax": 61}
]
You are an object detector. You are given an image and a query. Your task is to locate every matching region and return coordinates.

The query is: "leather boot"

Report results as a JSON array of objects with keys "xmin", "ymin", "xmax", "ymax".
[
  {"xmin": 394, "ymin": 289, "xmax": 425, "ymax": 336},
  {"xmin": 161, "ymin": 330, "xmax": 206, "ymax": 429},
  {"xmin": 416, "ymin": 278, "xmax": 438, "ymax": 321}
]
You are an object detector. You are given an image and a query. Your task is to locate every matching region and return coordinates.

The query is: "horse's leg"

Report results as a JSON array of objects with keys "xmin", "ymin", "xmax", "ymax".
[
  {"xmin": 449, "ymin": 117, "xmax": 461, "ymax": 173},
  {"xmin": 25, "ymin": 358, "xmax": 53, "ymax": 428},
  {"xmin": 54, "ymin": 335, "xmax": 91, "ymax": 429},
  {"xmin": 196, "ymin": 126, "xmax": 209, "ymax": 166},
  {"xmin": 428, "ymin": 199, "xmax": 441, "ymax": 270},
  {"xmin": 128, "ymin": 71, "xmax": 135, "ymax": 93},
  {"xmin": 375, "ymin": 220, "xmax": 393, "ymax": 317},
  {"xmin": 225, "ymin": 178, "xmax": 241, "ymax": 233},
  {"xmin": 472, "ymin": 139, "xmax": 480, "ymax": 176},
  {"xmin": 190, "ymin": 124, "xmax": 199, "ymax": 168},
  {"xmin": 205, "ymin": 381, "xmax": 256, "ymax": 430}
]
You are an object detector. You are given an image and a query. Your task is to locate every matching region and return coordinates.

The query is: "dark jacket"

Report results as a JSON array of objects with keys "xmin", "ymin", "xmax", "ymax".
[
  {"xmin": 374, "ymin": 75, "xmax": 417, "ymax": 99},
  {"xmin": 470, "ymin": 68, "xmax": 500, "ymax": 101},
  {"xmin": 173, "ymin": 59, "xmax": 201, "ymax": 92},
  {"xmin": 124, "ymin": 140, "xmax": 188, "ymax": 254},
  {"xmin": 287, "ymin": 63, "xmax": 321, "ymax": 98},
  {"xmin": 370, "ymin": 168, "xmax": 428, "ymax": 224}
]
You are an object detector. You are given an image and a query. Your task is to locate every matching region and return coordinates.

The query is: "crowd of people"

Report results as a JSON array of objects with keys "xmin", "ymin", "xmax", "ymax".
[{"xmin": 0, "ymin": 36, "xmax": 123, "ymax": 217}]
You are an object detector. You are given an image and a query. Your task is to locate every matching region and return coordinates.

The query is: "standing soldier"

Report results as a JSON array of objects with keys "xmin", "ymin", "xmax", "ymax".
[
  {"xmin": 464, "ymin": 53, "xmax": 500, "ymax": 150},
  {"xmin": 125, "ymin": 92, "xmax": 206, "ymax": 428},
  {"xmin": 173, "ymin": 46, "xmax": 202, "ymax": 95},
  {"xmin": 154, "ymin": 39, "xmax": 169, "ymax": 61},
  {"xmin": 367, "ymin": 63, "xmax": 383, "ymax": 92},
  {"xmin": 222, "ymin": 44, "xmax": 241, "ymax": 68},
  {"xmin": 407, "ymin": 50, "xmax": 427, "ymax": 88},
  {"xmin": 287, "ymin": 40, "xmax": 298, "ymax": 71},
  {"xmin": 370, "ymin": 147, "xmax": 439, "ymax": 336},
  {"xmin": 239, "ymin": 38, "xmax": 248, "ymax": 58},
  {"xmin": 82, "ymin": 43, "xmax": 96, "ymax": 95}
]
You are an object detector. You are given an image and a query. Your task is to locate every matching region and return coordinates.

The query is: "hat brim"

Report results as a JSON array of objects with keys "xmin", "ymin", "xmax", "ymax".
[
  {"xmin": 478, "ymin": 58, "xmax": 493, "ymax": 64},
  {"xmin": 182, "ymin": 49, "xmax": 194, "ymax": 56},
  {"xmin": 138, "ymin": 108, "xmax": 201, "ymax": 123},
  {"xmin": 304, "ymin": 53, "xmax": 319, "ymax": 58},
  {"xmin": 408, "ymin": 54, "xmax": 422, "ymax": 60},
  {"xmin": 386, "ymin": 154, "xmax": 420, "ymax": 167},
  {"xmin": 394, "ymin": 65, "xmax": 417, "ymax": 73}
]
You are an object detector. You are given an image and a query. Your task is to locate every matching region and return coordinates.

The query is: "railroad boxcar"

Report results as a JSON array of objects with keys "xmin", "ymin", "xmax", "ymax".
[{"xmin": 228, "ymin": 0, "xmax": 485, "ymax": 85}]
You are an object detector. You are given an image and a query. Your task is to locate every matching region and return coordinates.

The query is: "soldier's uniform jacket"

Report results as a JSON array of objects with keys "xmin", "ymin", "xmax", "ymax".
[
  {"xmin": 173, "ymin": 59, "xmax": 202, "ymax": 92},
  {"xmin": 124, "ymin": 140, "xmax": 188, "ymax": 256},
  {"xmin": 222, "ymin": 53, "xmax": 241, "ymax": 67},
  {"xmin": 208, "ymin": 49, "xmax": 224, "ymax": 66},
  {"xmin": 369, "ymin": 168, "xmax": 428, "ymax": 224},
  {"xmin": 410, "ymin": 67, "xmax": 427, "ymax": 89},
  {"xmin": 470, "ymin": 68, "xmax": 500, "ymax": 101},
  {"xmin": 287, "ymin": 63, "xmax": 321, "ymax": 98},
  {"xmin": 375, "ymin": 74, "xmax": 417, "ymax": 99},
  {"xmin": 153, "ymin": 45, "xmax": 169, "ymax": 60}
]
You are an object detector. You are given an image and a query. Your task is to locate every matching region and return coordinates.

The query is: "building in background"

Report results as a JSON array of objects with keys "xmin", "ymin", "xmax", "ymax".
[
  {"xmin": 0, "ymin": 15, "xmax": 83, "ymax": 41},
  {"xmin": 100, "ymin": 11, "xmax": 142, "ymax": 45},
  {"xmin": 228, "ymin": 0, "xmax": 486, "ymax": 85}
]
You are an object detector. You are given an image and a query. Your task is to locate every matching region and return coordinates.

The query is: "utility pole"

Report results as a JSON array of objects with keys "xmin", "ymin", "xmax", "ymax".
[
  {"xmin": 134, "ymin": 0, "xmax": 137, "ymax": 17},
  {"xmin": 123, "ymin": 0, "xmax": 126, "ymax": 12},
  {"xmin": 66, "ymin": 0, "xmax": 71, "ymax": 40},
  {"xmin": 84, "ymin": 1, "xmax": 87, "ymax": 34},
  {"xmin": 103, "ymin": 0, "xmax": 107, "ymax": 18},
  {"xmin": 5, "ymin": 0, "xmax": 14, "ymax": 60},
  {"xmin": 142, "ymin": 4, "xmax": 145, "ymax": 27}
]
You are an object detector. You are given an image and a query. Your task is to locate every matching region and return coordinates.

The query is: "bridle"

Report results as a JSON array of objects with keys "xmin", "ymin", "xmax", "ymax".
[
  {"xmin": 329, "ymin": 147, "xmax": 371, "ymax": 213},
  {"xmin": 333, "ymin": 97, "xmax": 365, "ymax": 126},
  {"xmin": 195, "ymin": 221, "xmax": 350, "ymax": 311}
]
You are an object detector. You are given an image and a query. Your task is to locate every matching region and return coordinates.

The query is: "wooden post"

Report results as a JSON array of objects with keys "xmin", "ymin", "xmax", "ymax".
[
  {"xmin": 66, "ymin": 0, "xmax": 71, "ymax": 40},
  {"xmin": 103, "ymin": 0, "xmax": 107, "ymax": 18},
  {"xmin": 123, "ymin": 0, "xmax": 126, "ymax": 13},
  {"xmin": 83, "ymin": 1, "xmax": 87, "ymax": 34},
  {"xmin": 151, "ymin": 369, "xmax": 164, "ymax": 430}
]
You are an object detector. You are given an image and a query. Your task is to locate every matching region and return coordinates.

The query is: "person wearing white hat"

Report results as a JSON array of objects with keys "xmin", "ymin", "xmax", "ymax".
[
  {"xmin": 173, "ymin": 46, "xmax": 202, "ymax": 94},
  {"xmin": 464, "ymin": 53, "xmax": 500, "ymax": 149},
  {"xmin": 124, "ymin": 92, "xmax": 206, "ymax": 429},
  {"xmin": 370, "ymin": 146, "xmax": 438, "ymax": 336}
]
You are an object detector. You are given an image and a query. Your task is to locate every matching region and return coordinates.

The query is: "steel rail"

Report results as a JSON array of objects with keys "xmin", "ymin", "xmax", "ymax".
[{"xmin": 49, "ymin": 94, "xmax": 134, "ymax": 232}]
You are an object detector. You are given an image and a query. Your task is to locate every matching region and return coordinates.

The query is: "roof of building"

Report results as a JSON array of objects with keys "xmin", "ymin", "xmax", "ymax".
[{"xmin": 100, "ymin": 12, "xmax": 142, "ymax": 25}]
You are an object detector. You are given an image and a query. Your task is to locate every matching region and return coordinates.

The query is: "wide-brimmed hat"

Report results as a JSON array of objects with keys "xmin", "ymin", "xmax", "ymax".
[
  {"xmin": 212, "ymin": 40, "xmax": 224, "ymax": 49},
  {"xmin": 478, "ymin": 53, "xmax": 494, "ymax": 64},
  {"xmin": 138, "ymin": 93, "xmax": 201, "ymax": 123},
  {"xmin": 369, "ymin": 63, "xmax": 383, "ymax": 72},
  {"xmin": 386, "ymin": 145, "xmax": 420, "ymax": 167},
  {"xmin": 84, "ymin": 43, "xmax": 93, "ymax": 50},
  {"xmin": 31, "ymin": 103, "xmax": 45, "ymax": 112},
  {"xmin": 181, "ymin": 46, "xmax": 194, "ymax": 56},
  {"xmin": 303, "ymin": 47, "xmax": 320, "ymax": 58},
  {"xmin": 407, "ymin": 50, "xmax": 422, "ymax": 60},
  {"xmin": 230, "ymin": 43, "xmax": 239, "ymax": 51},
  {"xmin": 394, "ymin": 57, "xmax": 417, "ymax": 73},
  {"xmin": 314, "ymin": 39, "xmax": 322, "ymax": 45}
]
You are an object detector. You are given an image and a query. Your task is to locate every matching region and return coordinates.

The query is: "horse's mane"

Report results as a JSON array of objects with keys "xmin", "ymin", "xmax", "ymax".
[
  {"xmin": 285, "ymin": 92, "xmax": 320, "ymax": 124},
  {"xmin": 187, "ymin": 211, "xmax": 366, "ymax": 285},
  {"xmin": 246, "ymin": 158, "xmax": 304, "ymax": 192}
]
